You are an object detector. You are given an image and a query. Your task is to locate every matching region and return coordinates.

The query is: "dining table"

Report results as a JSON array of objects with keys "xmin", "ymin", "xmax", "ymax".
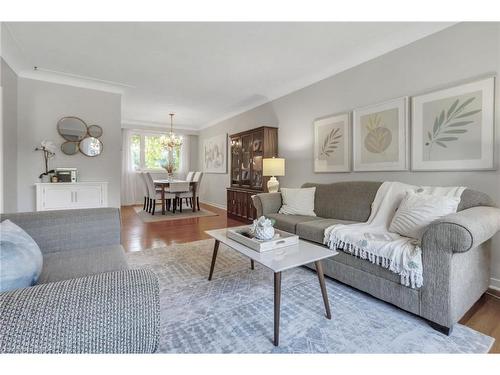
[{"xmin": 153, "ymin": 179, "xmax": 198, "ymax": 214}]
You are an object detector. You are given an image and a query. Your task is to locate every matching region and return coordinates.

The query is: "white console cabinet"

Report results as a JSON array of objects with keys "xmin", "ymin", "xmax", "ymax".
[{"xmin": 35, "ymin": 182, "xmax": 108, "ymax": 211}]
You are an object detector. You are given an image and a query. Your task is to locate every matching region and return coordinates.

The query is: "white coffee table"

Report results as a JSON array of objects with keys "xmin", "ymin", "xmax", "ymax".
[{"xmin": 205, "ymin": 227, "xmax": 338, "ymax": 346}]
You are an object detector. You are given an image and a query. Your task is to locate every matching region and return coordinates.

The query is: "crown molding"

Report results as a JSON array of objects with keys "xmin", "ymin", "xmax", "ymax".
[
  {"xmin": 121, "ymin": 119, "xmax": 199, "ymax": 134},
  {"xmin": 17, "ymin": 69, "xmax": 127, "ymax": 95},
  {"xmin": 198, "ymin": 22, "xmax": 457, "ymax": 131}
]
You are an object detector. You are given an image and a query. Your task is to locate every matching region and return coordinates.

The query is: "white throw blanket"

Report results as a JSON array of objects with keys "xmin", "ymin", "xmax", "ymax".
[{"xmin": 323, "ymin": 181, "xmax": 466, "ymax": 288}]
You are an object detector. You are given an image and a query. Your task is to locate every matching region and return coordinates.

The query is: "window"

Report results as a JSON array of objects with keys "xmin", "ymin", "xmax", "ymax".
[{"xmin": 130, "ymin": 131, "xmax": 182, "ymax": 171}]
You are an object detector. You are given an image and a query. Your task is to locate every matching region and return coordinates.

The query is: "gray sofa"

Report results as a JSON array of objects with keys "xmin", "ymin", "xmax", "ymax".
[
  {"xmin": 0, "ymin": 208, "xmax": 160, "ymax": 353},
  {"xmin": 252, "ymin": 181, "xmax": 500, "ymax": 334}
]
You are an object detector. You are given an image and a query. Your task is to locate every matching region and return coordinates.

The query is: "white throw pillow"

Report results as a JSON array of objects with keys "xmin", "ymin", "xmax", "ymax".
[
  {"xmin": 389, "ymin": 192, "xmax": 460, "ymax": 240},
  {"xmin": 279, "ymin": 187, "xmax": 316, "ymax": 216}
]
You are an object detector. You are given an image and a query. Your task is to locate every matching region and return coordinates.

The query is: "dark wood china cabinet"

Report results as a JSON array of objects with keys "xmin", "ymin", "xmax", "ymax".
[{"xmin": 227, "ymin": 126, "xmax": 278, "ymax": 222}]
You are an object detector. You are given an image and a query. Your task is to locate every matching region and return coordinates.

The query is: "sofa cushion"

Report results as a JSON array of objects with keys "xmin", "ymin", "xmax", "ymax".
[
  {"xmin": 278, "ymin": 187, "xmax": 316, "ymax": 216},
  {"xmin": 458, "ymin": 188, "xmax": 495, "ymax": 211},
  {"xmin": 37, "ymin": 245, "xmax": 128, "ymax": 284},
  {"xmin": 265, "ymin": 213, "xmax": 323, "ymax": 233},
  {"xmin": 0, "ymin": 220, "xmax": 43, "ymax": 292},
  {"xmin": 389, "ymin": 192, "xmax": 460, "ymax": 240},
  {"xmin": 302, "ymin": 181, "xmax": 382, "ymax": 221},
  {"xmin": 296, "ymin": 218, "xmax": 357, "ymax": 244}
]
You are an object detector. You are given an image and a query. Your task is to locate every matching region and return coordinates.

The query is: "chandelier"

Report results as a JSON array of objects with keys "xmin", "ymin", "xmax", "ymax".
[{"xmin": 161, "ymin": 113, "xmax": 183, "ymax": 149}]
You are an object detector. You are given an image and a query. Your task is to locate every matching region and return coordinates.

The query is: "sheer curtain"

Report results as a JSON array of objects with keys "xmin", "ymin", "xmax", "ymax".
[
  {"xmin": 121, "ymin": 129, "xmax": 139, "ymax": 205},
  {"xmin": 178, "ymin": 135, "xmax": 190, "ymax": 178}
]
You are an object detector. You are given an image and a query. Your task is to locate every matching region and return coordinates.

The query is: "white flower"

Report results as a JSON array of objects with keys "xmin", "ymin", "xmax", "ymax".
[{"xmin": 41, "ymin": 140, "xmax": 56, "ymax": 153}]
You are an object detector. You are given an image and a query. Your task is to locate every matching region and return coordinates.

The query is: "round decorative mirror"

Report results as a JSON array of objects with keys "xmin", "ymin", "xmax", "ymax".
[
  {"xmin": 79, "ymin": 137, "xmax": 103, "ymax": 157},
  {"xmin": 87, "ymin": 124, "xmax": 103, "ymax": 138},
  {"xmin": 57, "ymin": 117, "xmax": 88, "ymax": 142},
  {"xmin": 61, "ymin": 141, "xmax": 79, "ymax": 155}
]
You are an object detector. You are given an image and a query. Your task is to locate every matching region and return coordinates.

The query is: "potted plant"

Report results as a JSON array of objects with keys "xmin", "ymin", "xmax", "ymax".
[{"xmin": 35, "ymin": 140, "xmax": 57, "ymax": 182}]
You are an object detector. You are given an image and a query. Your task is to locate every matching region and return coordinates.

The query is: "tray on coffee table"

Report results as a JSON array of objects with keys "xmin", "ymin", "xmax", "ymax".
[{"xmin": 226, "ymin": 225, "xmax": 299, "ymax": 252}]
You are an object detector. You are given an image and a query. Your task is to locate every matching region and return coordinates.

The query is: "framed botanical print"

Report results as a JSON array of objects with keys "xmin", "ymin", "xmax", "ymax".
[
  {"xmin": 353, "ymin": 97, "xmax": 408, "ymax": 171},
  {"xmin": 313, "ymin": 112, "xmax": 351, "ymax": 173},
  {"xmin": 411, "ymin": 77, "xmax": 495, "ymax": 171}
]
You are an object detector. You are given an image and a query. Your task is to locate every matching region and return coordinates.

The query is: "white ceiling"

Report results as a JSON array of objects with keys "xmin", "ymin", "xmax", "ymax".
[{"xmin": 3, "ymin": 22, "xmax": 454, "ymax": 130}]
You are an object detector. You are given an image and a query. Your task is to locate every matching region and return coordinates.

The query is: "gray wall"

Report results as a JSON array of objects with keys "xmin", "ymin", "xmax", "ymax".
[
  {"xmin": 199, "ymin": 23, "xmax": 500, "ymax": 283},
  {"xmin": 17, "ymin": 78, "xmax": 122, "ymax": 210},
  {"xmin": 1, "ymin": 59, "xmax": 18, "ymax": 213}
]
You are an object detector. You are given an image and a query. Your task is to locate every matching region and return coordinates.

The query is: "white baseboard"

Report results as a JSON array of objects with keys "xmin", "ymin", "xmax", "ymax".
[
  {"xmin": 201, "ymin": 200, "xmax": 227, "ymax": 210},
  {"xmin": 490, "ymin": 277, "xmax": 500, "ymax": 291}
]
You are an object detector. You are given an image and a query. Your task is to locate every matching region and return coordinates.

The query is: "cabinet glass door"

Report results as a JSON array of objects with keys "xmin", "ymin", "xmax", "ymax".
[
  {"xmin": 241, "ymin": 134, "xmax": 252, "ymax": 187},
  {"xmin": 251, "ymin": 131, "xmax": 264, "ymax": 189},
  {"xmin": 231, "ymin": 137, "xmax": 241, "ymax": 186}
]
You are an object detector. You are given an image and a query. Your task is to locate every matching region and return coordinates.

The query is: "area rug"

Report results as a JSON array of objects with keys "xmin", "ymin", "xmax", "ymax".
[
  {"xmin": 133, "ymin": 205, "xmax": 218, "ymax": 222},
  {"xmin": 126, "ymin": 239, "xmax": 494, "ymax": 353}
]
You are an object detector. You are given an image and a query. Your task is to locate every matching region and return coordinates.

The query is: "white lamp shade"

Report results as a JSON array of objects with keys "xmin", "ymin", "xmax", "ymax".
[{"xmin": 263, "ymin": 158, "xmax": 285, "ymax": 177}]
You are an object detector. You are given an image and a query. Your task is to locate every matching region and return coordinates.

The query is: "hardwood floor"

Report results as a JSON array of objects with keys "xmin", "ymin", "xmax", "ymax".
[
  {"xmin": 121, "ymin": 203, "xmax": 500, "ymax": 353},
  {"xmin": 121, "ymin": 203, "xmax": 243, "ymax": 252}
]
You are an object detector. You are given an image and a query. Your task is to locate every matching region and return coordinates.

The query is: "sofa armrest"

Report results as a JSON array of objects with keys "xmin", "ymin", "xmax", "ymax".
[
  {"xmin": 252, "ymin": 193, "xmax": 282, "ymax": 217},
  {"xmin": 0, "ymin": 208, "xmax": 121, "ymax": 254},
  {"xmin": 0, "ymin": 268, "xmax": 160, "ymax": 353},
  {"xmin": 422, "ymin": 206, "xmax": 500, "ymax": 254}
]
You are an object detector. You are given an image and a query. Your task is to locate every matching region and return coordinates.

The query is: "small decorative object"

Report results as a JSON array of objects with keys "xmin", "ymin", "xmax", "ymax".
[
  {"xmin": 227, "ymin": 225, "xmax": 299, "ymax": 252},
  {"xmin": 314, "ymin": 112, "xmax": 351, "ymax": 172},
  {"xmin": 162, "ymin": 161, "xmax": 175, "ymax": 180},
  {"xmin": 412, "ymin": 77, "xmax": 495, "ymax": 171},
  {"xmin": 353, "ymin": 97, "xmax": 408, "ymax": 171},
  {"xmin": 203, "ymin": 133, "xmax": 227, "ymax": 174},
  {"xmin": 251, "ymin": 216, "xmax": 276, "ymax": 240},
  {"xmin": 263, "ymin": 157, "xmax": 285, "ymax": 193},
  {"xmin": 35, "ymin": 140, "xmax": 57, "ymax": 180},
  {"xmin": 51, "ymin": 175, "xmax": 58, "ymax": 183},
  {"xmin": 160, "ymin": 113, "xmax": 183, "ymax": 149}
]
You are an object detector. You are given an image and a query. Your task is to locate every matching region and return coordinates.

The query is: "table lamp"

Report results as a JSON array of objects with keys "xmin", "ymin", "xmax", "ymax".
[{"xmin": 263, "ymin": 157, "xmax": 285, "ymax": 193}]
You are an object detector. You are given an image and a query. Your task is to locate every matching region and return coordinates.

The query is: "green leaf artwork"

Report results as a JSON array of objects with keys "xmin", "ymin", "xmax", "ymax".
[
  {"xmin": 320, "ymin": 127, "xmax": 343, "ymax": 157},
  {"xmin": 425, "ymin": 96, "xmax": 481, "ymax": 157}
]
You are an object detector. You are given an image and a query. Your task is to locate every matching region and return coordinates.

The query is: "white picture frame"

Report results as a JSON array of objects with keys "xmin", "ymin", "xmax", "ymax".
[
  {"xmin": 203, "ymin": 133, "xmax": 227, "ymax": 173},
  {"xmin": 353, "ymin": 97, "xmax": 408, "ymax": 172},
  {"xmin": 313, "ymin": 112, "xmax": 351, "ymax": 173},
  {"xmin": 411, "ymin": 77, "xmax": 495, "ymax": 171}
]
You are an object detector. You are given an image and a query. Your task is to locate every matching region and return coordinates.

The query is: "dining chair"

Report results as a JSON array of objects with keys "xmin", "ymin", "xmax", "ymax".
[
  {"xmin": 138, "ymin": 172, "xmax": 150, "ymax": 211},
  {"xmin": 192, "ymin": 172, "xmax": 203, "ymax": 211},
  {"xmin": 185, "ymin": 171, "xmax": 195, "ymax": 182},
  {"xmin": 145, "ymin": 172, "xmax": 175, "ymax": 215},
  {"xmin": 177, "ymin": 172, "xmax": 203, "ymax": 211},
  {"xmin": 168, "ymin": 181, "xmax": 191, "ymax": 213}
]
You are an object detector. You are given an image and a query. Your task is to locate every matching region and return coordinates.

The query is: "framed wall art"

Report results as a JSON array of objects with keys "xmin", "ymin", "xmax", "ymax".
[
  {"xmin": 353, "ymin": 97, "xmax": 408, "ymax": 171},
  {"xmin": 411, "ymin": 76, "xmax": 495, "ymax": 171},
  {"xmin": 313, "ymin": 112, "xmax": 351, "ymax": 173},
  {"xmin": 203, "ymin": 133, "xmax": 227, "ymax": 173}
]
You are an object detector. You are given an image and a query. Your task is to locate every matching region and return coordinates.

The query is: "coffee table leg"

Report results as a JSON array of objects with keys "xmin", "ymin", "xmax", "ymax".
[
  {"xmin": 250, "ymin": 259, "xmax": 255, "ymax": 270},
  {"xmin": 208, "ymin": 240, "xmax": 220, "ymax": 281},
  {"xmin": 315, "ymin": 260, "xmax": 331, "ymax": 319},
  {"xmin": 274, "ymin": 272, "xmax": 281, "ymax": 346}
]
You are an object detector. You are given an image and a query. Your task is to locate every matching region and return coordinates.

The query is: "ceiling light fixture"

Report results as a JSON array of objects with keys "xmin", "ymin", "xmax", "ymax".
[{"xmin": 161, "ymin": 113, "xmax": 183, "ymax": 149}]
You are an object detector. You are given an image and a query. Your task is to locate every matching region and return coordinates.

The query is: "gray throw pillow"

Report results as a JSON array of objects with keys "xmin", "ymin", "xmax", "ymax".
[{"xmin": 0, "ymin": 219, "xmax": 43, "ymax": 292}]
